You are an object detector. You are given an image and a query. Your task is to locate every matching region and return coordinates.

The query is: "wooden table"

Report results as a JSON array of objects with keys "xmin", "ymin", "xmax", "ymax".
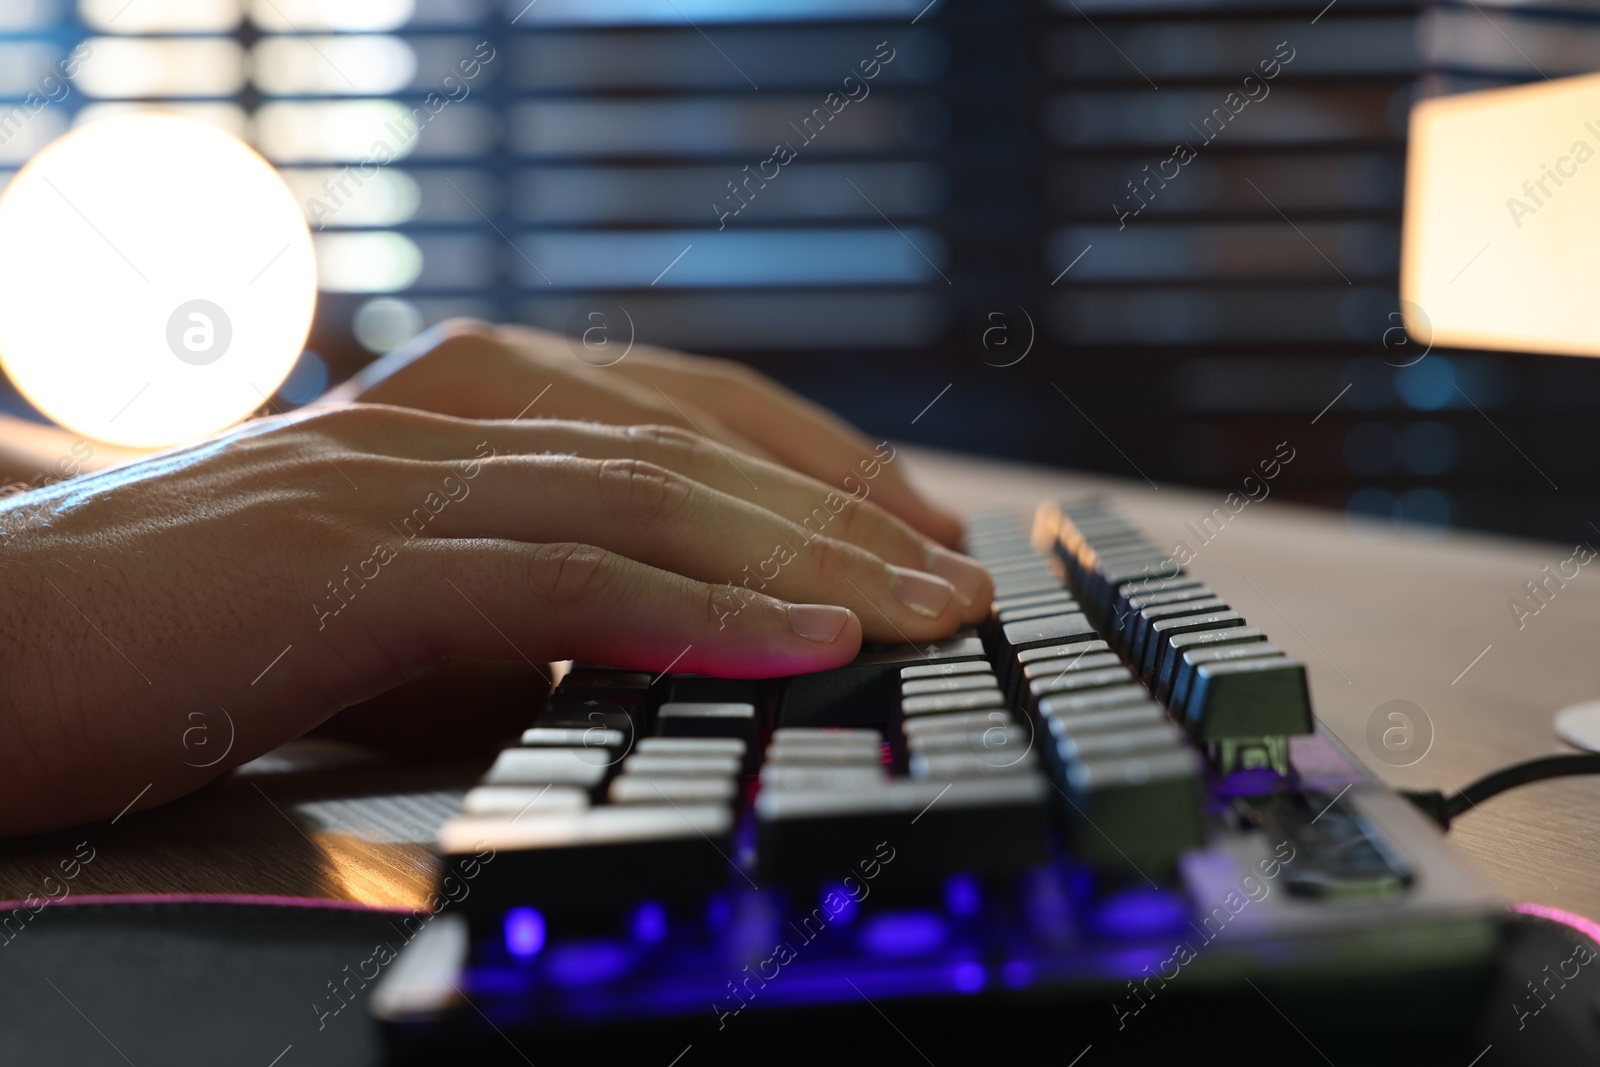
[{"xmin": 4, "ymin": 445, "xmax": 1598, "ymax": 922}]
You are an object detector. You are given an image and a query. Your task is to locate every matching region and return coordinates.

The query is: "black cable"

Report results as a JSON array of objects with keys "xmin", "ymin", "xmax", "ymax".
[{"xmin": 1402, "ymin": 754, "xmax": 1600, "ymax": 829}]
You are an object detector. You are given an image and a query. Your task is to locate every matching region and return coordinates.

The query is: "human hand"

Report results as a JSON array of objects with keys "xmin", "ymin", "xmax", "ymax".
[
  {"xmin": 0, "ymin": 405, "xmax": 990, "ymax": 834},
  {"xmin": 324, "ymin": 320, "xmax": 965, "ymax": 548}
]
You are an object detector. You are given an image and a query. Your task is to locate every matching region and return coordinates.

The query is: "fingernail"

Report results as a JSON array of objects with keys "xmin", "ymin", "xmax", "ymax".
[
  {"xmin": 924, "ymin": 545, "xmax": 991, "ymax": 610},
  {"xmin": 788, "ymin": 603, "xmax": 852, "ymax": 643},
  {"xmin": 888, "ymin": 565, "xmax": 955, "ymax": 618}
]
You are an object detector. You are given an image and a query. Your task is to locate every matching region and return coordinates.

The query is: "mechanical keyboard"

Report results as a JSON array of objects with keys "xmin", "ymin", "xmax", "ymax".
[{"xmin": 372, "ymin": 499, "xmax": 1505, "ymax": 1063}]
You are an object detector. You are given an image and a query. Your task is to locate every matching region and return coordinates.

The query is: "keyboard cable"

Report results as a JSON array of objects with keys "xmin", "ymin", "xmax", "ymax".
[{"xmin": 1402, "ymin": 754, "xmax": 1600, "ymax": 829}]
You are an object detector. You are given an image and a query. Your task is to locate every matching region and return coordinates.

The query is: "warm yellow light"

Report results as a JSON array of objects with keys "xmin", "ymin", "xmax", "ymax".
[
  {"xmin": 1403, "ymin": 72, "xmax": 1600, "ymax": 358},
  {"xmin": 0, "ymin": 114, "xmax": 316, "ymax": 448}
]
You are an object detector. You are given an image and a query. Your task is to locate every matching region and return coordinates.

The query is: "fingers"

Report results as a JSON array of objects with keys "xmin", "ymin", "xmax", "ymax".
[
  {"xmin": 331, "ymin": 321, "xmax": 777, "ymax": 461},
  {"xmin": 421, "ymin": 455, "xmax": 970, "ymax": 643},
  {"xmin": 312, "ymin": 408, "xmax": 991, "ymax": 621},
  {"xmin": 604, "ymin": 348, "xmax": 966, "ymax": 546},
  {"xmin": 399, "ymin": 539, "xmax": 861, "ymax": 679}
]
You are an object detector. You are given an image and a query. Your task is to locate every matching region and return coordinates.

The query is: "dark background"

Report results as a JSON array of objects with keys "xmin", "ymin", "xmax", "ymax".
[{"xmin": 4, "ymin": 0, "xmax": 1600, "ymax": 543}]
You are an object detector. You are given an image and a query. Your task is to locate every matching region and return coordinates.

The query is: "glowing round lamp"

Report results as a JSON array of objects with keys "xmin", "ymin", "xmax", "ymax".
[{"xmin": 0, "ymin": 114, "xmax": 317, "ymax": 448}]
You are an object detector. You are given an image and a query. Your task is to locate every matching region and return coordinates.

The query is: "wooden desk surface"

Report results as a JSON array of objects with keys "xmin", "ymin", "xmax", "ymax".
[{"xmin": 4, "ymin": 445, "xmax": 1598, "ymax": 922}]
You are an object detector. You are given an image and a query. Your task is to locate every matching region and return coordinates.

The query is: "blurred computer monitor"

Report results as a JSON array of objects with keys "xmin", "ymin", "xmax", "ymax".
[{"xmin": 1403, "ymin": 72, "xmax": 1600, "ymax": 358}]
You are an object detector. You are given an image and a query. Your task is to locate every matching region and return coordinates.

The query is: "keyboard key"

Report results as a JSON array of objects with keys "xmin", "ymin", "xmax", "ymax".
[
  {"xmin": 1044, "ymin": 700, "xmax": 1166, "ymax": 734},
  {"xmin": 1018, "ymin": 653, "xmax": 1124, "ymax": 704},
  {"xmin": 520, "ymin": 727, "xmax": 627, "ymax": 748},
  {"xmin": 1168, "ymin": 639, "xmax": 1279, "ymax": 712},
  {"xmin": 901, "ymin": 709, "xmax": 1016, "ymax": 739},
  {"xmin": 1062, "ymin": 749, "xmax": 1204, "ymax": 875},
  {"xmin": 997, "ymin": 613, "xmax": 1098, "ymax": 689},
  {"xmin": 534, "ymin": 706, "xmax": 636, "ymax": 734},
  {"xmin": 1117, "ymin": 586, "xmax": 1215, "ymax": 649},
  {"xmin": 623, "ymin": 754, "xmax": 742, "ymax": 777},
  {"xmin": 1129, "ymin": 597, "xmax": 1229, "ymax": 667},
  {"xmin": 1141, "ymin": 610, "xmax": 1246, "ymax": 681},
  {"xmin": 1053, "ymin": 722, "xmax": 1185, "ymax": 763},
  {"xmin": 909, "ymin": 750, "xmax": 1037, "ymax": 779},
  {"xmin": 553, "ymin": 669, "xmax": 652, "ymax": 705},
  {"xmin": 440, "ymin": 804, "xmax": 734, "ymax": 913},
  {"xmin": 901, "ymin": 689, "xmax": 1009, "ymax": 717},
  {"xmin": 1008, "ymin": 638, "xmax": 1110, "ymax": 702},
  {"xmin": 636, "ymin": 737, "xmax": 747, "ymax": 758},
  {"xmin": 1156, "ymin": 627, "xmax": 1266, "ymax": 701},
  {"xmin": 461, "ymin": 785, "xmax": 589, "ymax": 816},
  {"xmin": 1025, "ymin": 666, "xmax": 1137, "ymax": 713},
  {"xmin": 900, "ymin": 673, "xmax": 1002, "ymax": 697},
  {"xmin": 755, "ymin": 776, "xmax": 1048, "ymax": 884},
  {"xmin": 771, "ymin": 727, "xmax": 881, "ymax": 744},
  {"xmin": 655, "ymin": 702, "xmax": 758, "ymax": 745},
  {"xmin": 664, "ymin": 675, "xmax": 760, "ymax": 705},
  {"xmin": 1038, "ymin": 685, "xmax": 1153, "ymax": 719},
  {"xmin": 759, "ymin": 765, "xmax": 887, "ymax": 791},
  {"xmin": 485, "ymin": 748, "xmax": 613, "ymax": 788},
  {"xmin": 609, "ymin": 776, "xmax": 739, "ymax": 804},
  {"xmin": 906, "ymin": 723, "xmax": 1028, "ymax": 754},
  {"xmin": 900, "ymin": 660, "xmax": 996, "ymax": 681},
  {"xmin": 1185, "ymin": 657, "xmax": 1313, "ymax": 742},
  {"xmin": 992, "ymin": 589, "xmax": 1075, "ymax": 613},
  {"xmin": 779, "ymin": 632, "xmax": 987, "ymax": 729}
]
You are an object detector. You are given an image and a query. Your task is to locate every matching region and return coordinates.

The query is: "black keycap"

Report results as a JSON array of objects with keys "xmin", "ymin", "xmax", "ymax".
[
  {"xmin": 992, "ymin": 573, "xmax": 1066, "ymax": 599},
  {"xmin": 1156, "ymin": 627, "xmax": 1266, "ymax": 701},
  {"xmin": 1062, "ymin": 750, "xmax": 1204, "ymax": 876},
  {"xmin": 1141, "ymin": 610, "xmax": 1245, "ymax": 682},
  {"xmin": 1053, "ymin": 721, "xmax": 1185, "ymax": 763},
  {"xmin": 1043, "ymin": 701, "xmax": 1167, "ymax": 738},
  {"xmin": 755, "ymin": 776, "xmax": 1048, "ymax": 885},
  {"xmin": 997, "ymin": 613, "xmax": 1099, "ymax": 691},
  {"xmin": 1168, "ymin": 640, "xmax": 1279, "ymax": 712},
  {"xmin": 521, "ymin": 726, "xmax": 627, "ymax": 748},
  {"xmin": 534, "ymin": 706, "xmax": 637, "ymax": 735},
  {"xmin": 778, "ymin": 631, "xmax": 987, "ymax": 729},
  {"xmin": 665, "ymin": 675, "xmax": 761, "ymax": 705},
  {"xmin": 440, "ymin": 804, "xmax": 735, "ymax": 916},
  {"xmin": 901, "ymin": 673, "xmax": 1002, "ymax": 697},
  {"xmin": 554, "ymin": 669, "xmax": 652, "ymax": 705},
  {"xmin": 1129, "ymin": 597, "xmax": 1229, "ymax": 668},
  {"xmin": 1116, "ymin": 587, "xmax": 1214, "ymax": 649},
  {"xmin": 901, "ymin": 709, "xmax": 1017, "ymax": 740},
  {"xmin": 999, "ymin": 600, "xmax": 1085, "ymax": 627},
  {"xmin": 1000, "ymin": 612, "xmax": 1099, "ymax": 657},
  {"xmin": 900, "ymin": 660, "xmax": 995, "ymax": 681},
  {"xmin": 1185, "ymin": 657, "xmax": 1313, "ymax": 741},
  {"xmin": 1025, "ymin": 666, "xmax": 1137, "ymax": 714},
  {"xmin": 1021, "ymin": 651, "xmax": 1124, "ymax": 683},
  {"xmin": 901, "ymin": 689, "xmax": 1008, "ymax": 717},
  {"xmin": 992, "ymin": 589, "xmax": 1076, "ymax": 614},
  {"xmin": 484, "ymin": 747, "xmax": 613, "ymax": 788},
  {"xmin": 1090, "ymin": 560, "xmax": 1187, "ymax": 618},
  {"xmin": 1038, "ymin": 684, "xmax": 1153, "ymax": 719},
  {"xmin": 1013, "ymin": 638, "xmax": 1109, "ymax": 672},
  {"xmin": 1016, "ymin": 650, "xmax": 1125, "ymax": 707},
  {"xmin": 609, "ymin": 776, "xmax": 739, "ymax": 804},
  {"xmin": 655, "ymin": 701, "xmax": 759, "ymax": 749}
]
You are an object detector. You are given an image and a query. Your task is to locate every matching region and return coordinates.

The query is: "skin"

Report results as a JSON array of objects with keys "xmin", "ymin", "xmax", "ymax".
[{"xmin": 0, "ymin": 331, "xmax": 989, "ymax": 836}]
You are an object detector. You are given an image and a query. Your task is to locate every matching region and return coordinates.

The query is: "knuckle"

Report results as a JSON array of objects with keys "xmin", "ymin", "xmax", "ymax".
[
  {"xmin": 596, "ymin": 457, "xmax": 694, "ymax": 525},
  {"xmin": 628, "ymin": 424, "xmax": 720, "ymax": 476},
  {"xmin": 431, "ymin": 317, "xmax": 498, "ymax": 346},
  {"xmin": 423, "ymin": 318, "xmax": 510, "ymax": 368},
  {"xmin": 802, "ymin": 532, "xmax": 851, "ymax": 583},
  {"xmin": 527, "ymin": 542, "xmax": 615, "ymax": 609},
  {"xmin": 283, "ymin": 403, "xmax": 420, "ymax": 445}
]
